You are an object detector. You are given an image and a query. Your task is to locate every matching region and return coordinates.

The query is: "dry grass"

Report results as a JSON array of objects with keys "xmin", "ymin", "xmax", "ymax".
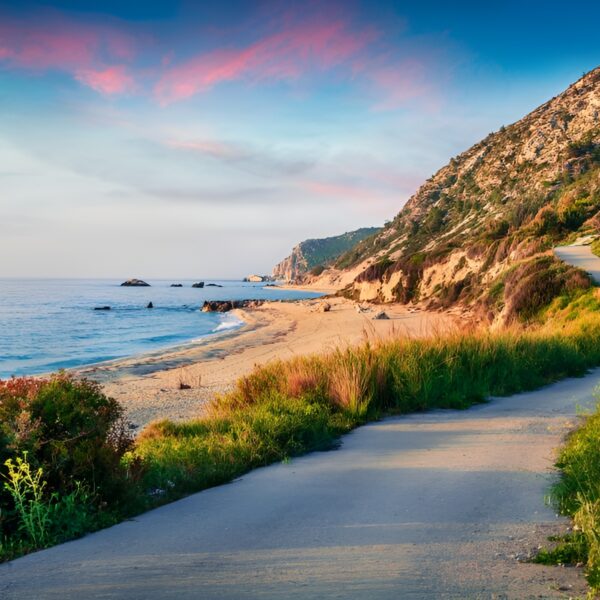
[{"xmin": 176, "ymin": 367, "xmax": 201, "ymax": 390}]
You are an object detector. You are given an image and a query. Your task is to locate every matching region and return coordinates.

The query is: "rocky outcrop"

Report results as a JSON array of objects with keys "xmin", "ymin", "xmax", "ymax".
[
  {"xmin": 272, "ymin": 227, "xmax": 380, "ymax": 282},
  {"xmin": 170, "ymin": 284, "xmax": 183, "ymax": 287},
  {"xmin": 121, "ymin": 279, "xmax": 150, "ymax": 287},
  {"xmin": 243, "ymin": 274, "xmax": 274, "ymax": 282},
  {"xmin": 202, "ymin": 300, "xmax": 265, "ymax": 312},
  {"xmin": 191, "ymin": 282, "xmax": 204, "ymax": 288}
]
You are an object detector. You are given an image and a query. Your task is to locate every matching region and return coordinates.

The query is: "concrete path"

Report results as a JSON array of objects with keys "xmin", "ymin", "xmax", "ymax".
[
  {"xmin": 554, "ymin": 243, "xmax": 600, "ymax": 283},
  {"xmin": 2, "ymin": 372, "xmax": 597, "ymax": 599}
]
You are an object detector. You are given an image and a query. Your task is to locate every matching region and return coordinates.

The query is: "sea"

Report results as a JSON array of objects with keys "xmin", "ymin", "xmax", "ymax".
[{"xmin": 0, "ymin": 278, "xmax": 322, "ymax": 379}]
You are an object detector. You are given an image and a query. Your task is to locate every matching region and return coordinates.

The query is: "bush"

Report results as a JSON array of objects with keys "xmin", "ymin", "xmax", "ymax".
[
  {"xmin": 0, "ymin": 374, "xmax": 134, "ymax": 556},
  {"xmin": 503, "ymin": 256, "xmax": 592, "ymax": 321}
]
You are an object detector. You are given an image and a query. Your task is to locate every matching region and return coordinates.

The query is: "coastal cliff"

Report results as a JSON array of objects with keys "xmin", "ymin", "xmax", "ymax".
[{"xmin": 272, "ymin": 227, "xmax": 380, "ymax": 282}]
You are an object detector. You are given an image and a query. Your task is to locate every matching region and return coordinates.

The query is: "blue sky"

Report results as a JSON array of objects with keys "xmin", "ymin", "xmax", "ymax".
[{"xmin": 1, "ymin": 0, "xmax": 599, "ymax": 278}]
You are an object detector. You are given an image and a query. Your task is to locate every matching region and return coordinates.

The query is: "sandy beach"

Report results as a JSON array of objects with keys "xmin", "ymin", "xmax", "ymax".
[{"xmin": 75, "ymin": 297, "xmax": 459, "ymax": 429}]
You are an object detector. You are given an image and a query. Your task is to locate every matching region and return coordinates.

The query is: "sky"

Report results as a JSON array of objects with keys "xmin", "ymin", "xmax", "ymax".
[{"xmin": 1, "ymin": 1, "xmax": 599, "ymax": 279}]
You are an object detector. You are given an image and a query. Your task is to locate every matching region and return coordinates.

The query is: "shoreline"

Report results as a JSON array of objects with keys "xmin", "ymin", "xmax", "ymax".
[{"xmin": 79, "ymin": 297, "xmax": 460, "ymax": 429}]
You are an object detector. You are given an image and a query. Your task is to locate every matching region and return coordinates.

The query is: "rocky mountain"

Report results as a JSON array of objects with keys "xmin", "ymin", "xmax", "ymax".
[
  {"xmin": 311, "ymin": 67, "xmax": 600, "ymax": 322},
  {"xmin": 273, "ymin": 227, "xmax": 380, "ymax": 281}
]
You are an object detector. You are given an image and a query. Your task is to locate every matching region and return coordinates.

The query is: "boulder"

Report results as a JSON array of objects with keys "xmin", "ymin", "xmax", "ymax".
[
  {"xmin": 373, "ymin": 310, "xmax": 390, "ymax": 320},
  {"xmin": 121, "ymin": 279, "xmax": 150, "ymax": 287},
  {"xmin": 319, "ymin": 302, "xmax": 331, "ymax": 312},
  {"xmin": 170, "ymin": 284, "xmax": 183, "ymax": 287},
  {"xmin": 206, "ymin": 283, "xmax": 223, "ymax": 287},
  {"xmin": 94, "ymin": 306, "xmax": 111, "ymax": 311},
  {"xmin": 147, "ymin": 302, "xmax": 154, "ymax": 309},
  {"xmin": 192, "ymin": 282, "xmax": 205, "ymax": 288}
]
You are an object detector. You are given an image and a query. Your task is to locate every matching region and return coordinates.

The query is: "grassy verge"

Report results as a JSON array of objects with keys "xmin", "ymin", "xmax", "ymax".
[
  {"xmin": 539, "ymin": 399, "xmax": 600, "ymax": 591},
  {"xmin": 5, "ymin": 312, "xmax": 600, "ymax": 562}
]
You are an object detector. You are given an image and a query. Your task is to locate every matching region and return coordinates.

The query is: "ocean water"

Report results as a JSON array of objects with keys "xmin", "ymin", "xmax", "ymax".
[{"xmin": 0, "ymin": 279, "xmax": 322, "ymax": 378}]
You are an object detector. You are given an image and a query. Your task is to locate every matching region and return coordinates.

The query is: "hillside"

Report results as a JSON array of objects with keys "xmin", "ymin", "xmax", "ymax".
[
  {"xmin": 311, "ymin": 67, "xmax": 600, "ymax": 322},
  {"xmin": 272, "ymin": 227, "xmax": 380, "ymax": 281}
]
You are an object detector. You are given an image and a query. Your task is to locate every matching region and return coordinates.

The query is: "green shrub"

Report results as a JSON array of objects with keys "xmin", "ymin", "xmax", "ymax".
[
  {"xmin": 503, "ymin": 256, "xmax": 592, "ymax": 321},
  {"xmin": 3, "ymin": 454, "xmax": 98, "ymax": 550},
  {"xmin": 0, "ymin": 374, "xmax": 134, "ymax": 557}
]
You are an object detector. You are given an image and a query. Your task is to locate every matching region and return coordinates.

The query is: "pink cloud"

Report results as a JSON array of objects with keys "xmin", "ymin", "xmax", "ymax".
[
  {"xmin": 155, "ymin": 19, "xmax": 379, "ymax": 104},
  {"xmin": 0, "ymin": 12, "xmax": 137, "ymax": 95},
  {"xmin": 75, "ymin": 66, "xmax": 135, "ymax": 95}
]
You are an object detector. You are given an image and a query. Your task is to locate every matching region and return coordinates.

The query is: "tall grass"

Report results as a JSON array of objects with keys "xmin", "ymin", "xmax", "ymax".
[
  {"xmin": 548, "ymin": 399, "xmax": 600, "ymax": 590},
  {"xmin": 132, "ymin": 316, "xmax": 600, "ymax": 505}
]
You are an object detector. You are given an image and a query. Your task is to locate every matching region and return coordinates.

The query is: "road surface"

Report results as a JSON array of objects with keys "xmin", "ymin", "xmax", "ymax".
[
  {"xmin": 2, "ymin": 371, "xmax": 597, "ymax": 599},
  {"xmin": 554, "ymin": 243, "xmax": 600, "ymax": 283}
]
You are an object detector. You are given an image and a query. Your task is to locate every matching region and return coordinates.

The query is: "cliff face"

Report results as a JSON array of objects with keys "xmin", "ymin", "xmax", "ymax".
[
  {"xmin": 317, "ymin": 67, "xmax": 600, "ymax": 321},
  {"xmin": 273, "ymin": 227, "xmax": 380, "ymax": 281}
]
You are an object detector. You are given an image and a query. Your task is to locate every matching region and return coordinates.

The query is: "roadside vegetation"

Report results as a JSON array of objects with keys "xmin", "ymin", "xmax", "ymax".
[
  {"xmin": 0, "ymin": 375, "xmax": 137, "ymax": 560},
  {"xmin": 5, "ymin": 296, "xmax": 600, "ymax": 564},
  {"xmin": 533, "ymin": 396, "xmax": 600, "ymax": 594}
]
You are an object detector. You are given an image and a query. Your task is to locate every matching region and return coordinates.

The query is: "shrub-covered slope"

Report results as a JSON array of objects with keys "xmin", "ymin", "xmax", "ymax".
[
  {"xmin": 272, "ymin": 227, "xmax": 380, "ymax": 281},
  {"xmin": 329, "ymin": 67, "xmax": 600, "ymax": 321}
]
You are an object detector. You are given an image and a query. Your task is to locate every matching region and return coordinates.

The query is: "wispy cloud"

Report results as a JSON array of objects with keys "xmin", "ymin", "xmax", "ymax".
[
  {"xmin": 74, "ymin": 65, "xmax": 135, "ymax": 95},
  {"xmin": 165, "ymin": 138, "xmax": 246, "ymax": 161},
  {"xmin": 164, "ymin": 136, "xmax": 316, "ymax": 177},
  {"xmin": 154, "ymin": 16, "xmax": 379, "ymax": 104},
  {"xmin": 0, "ymin": 9, "xmax": 137, "ymax": 95}
]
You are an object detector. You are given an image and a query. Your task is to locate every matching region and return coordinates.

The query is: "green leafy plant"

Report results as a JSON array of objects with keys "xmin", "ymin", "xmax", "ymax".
[{"xmin": 3, "ymin": 453, "xmax": 52, "ymax": 547}]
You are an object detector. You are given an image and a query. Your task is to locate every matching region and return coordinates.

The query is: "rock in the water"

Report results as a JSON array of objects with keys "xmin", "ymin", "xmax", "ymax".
[
  {"xmin": 206, "ymin": 283, "xmax": 223, "ymax": 287},
  {"xmin": 202, "ymin": 300, "xmax": 265, "ymax": 313},
  {"xmin": 192, "ymin": 282, "xmax": 205, "ymax": 288},
  {"xmin": 94, "ymin": 306, "xmax": 111, "ymax": 311},
  {"xmin": 170, "ymin": 284, "xmax": 183, "ymax": 287},
  {"xmin": 121, "ymin": 279, "xmax": 150, "ymax": 287},
  {"xmin": 373, "ymin": 310, "xmax": 390, "ymax": 320},
  {"xmin": 147, "ymin": 302, "xmax": 154, "ymax": 309}
]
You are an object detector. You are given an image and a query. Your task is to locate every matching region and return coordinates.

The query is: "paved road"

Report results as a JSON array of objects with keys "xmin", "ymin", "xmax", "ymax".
[
  {"xmin": 2, "ymin": 372, "xmax": 597, "ymax": 599},
  {"xmin": 554, "ymin": 243, "xmax": 600, "ymax": 283}
]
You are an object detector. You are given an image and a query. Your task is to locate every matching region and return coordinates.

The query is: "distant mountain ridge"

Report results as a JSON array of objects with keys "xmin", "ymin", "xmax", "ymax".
[
  {"xmin": 310, "ymin": 67, "xmax": 600, "ymax": 322},
  {"xmin": 273, "ymin": 227, "xmax": 380, "ymax": 281}
]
